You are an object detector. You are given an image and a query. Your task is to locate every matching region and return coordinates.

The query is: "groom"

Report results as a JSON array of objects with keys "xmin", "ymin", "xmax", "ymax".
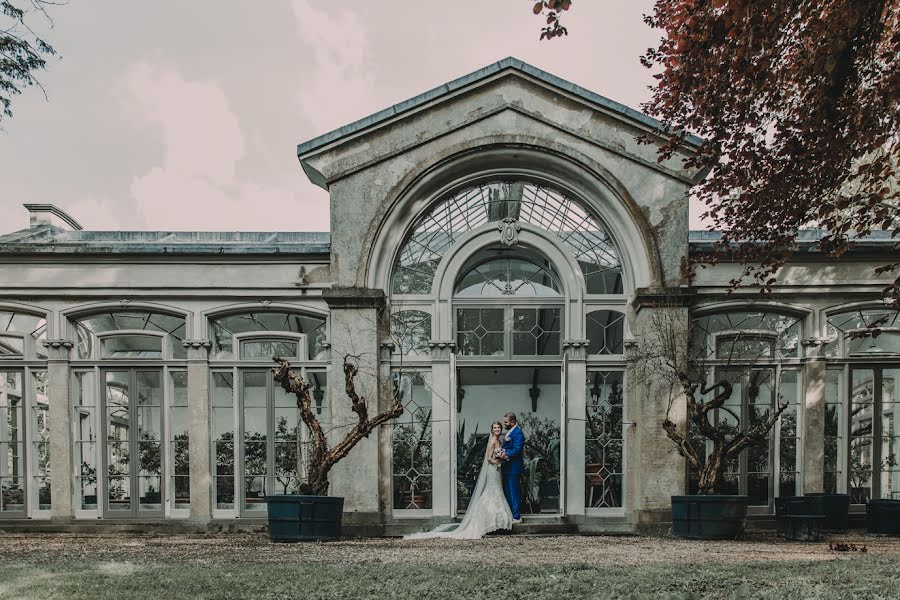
[{"xmin": 501, "ymin": 412, "xmax": 525, "ymax": 524}]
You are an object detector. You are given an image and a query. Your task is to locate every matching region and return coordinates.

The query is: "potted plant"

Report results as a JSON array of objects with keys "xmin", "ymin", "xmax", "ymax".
[
  {"xmin": 270, "ymin": 354, "xmax": 405, "ymax": 542},
  {"xmin": 629, "ymin": 305, "xmax": 788, "ymax": 539}
]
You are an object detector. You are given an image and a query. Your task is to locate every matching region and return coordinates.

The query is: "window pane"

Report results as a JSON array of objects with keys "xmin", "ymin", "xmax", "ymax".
[
  {"xmin": 850, "ymin": 369, "xmax": 875, "ymax": 504},
  {"xmin": 170, "ymin": 371, "xmax": 189, "ymax": 510},
  {"xmin": 455, "ymin": 258, "xmax": 562, "ymax": 297},
  {"xmin": 586, "ymin": 310, "xmax": 624, "ymax": 355},
  {"xmin": 585, "ymin": 371, "xmax": 624, "ymax": 509},
  {"xmin": 391, "ymin": 311, "xmax": 431, "ymax": 358},
  {"xmin": 880, "ymin": 367, "xmax": 899, "ymax": 500},
  {"xmin": 32, "ymin": 371, "xmax": 50, "ymax": 510},
  {"xmin": 75, "ymin": 311, "xmax": 185, "ymax": 359},
  {"xmin": 212, "ymin": 372, "xmax": 234, "ymax": 509},
  {"xmin": 825, "ymin": 369, "xmax": 843, "ymax": 493},
  {"xmin": 101, "ymin": 335, "xmax": 164, "ymax": 359},
  {"xmin": 392, "ymin": 372, "xmax": 433, "ymax": 510},
  {"xmin": 239, "ymin": 339, "xmax": 299, "ymax": 360},
  {"xmin": 0, "ymin": 335, "xmax": 24, "ymax": 357},
  {"xmin": 456, "ymin": 308, "xmax": 505, "ymax": 356},
  {"xmin": 210, "ymin": 311, "xmax": 326, "ymax": 360}
]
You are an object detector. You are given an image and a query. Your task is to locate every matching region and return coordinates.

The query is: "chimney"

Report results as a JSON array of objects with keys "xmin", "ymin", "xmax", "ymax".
[{"xmin": 23, "ymin": 204, "xmax": 83, "ymax": 231}]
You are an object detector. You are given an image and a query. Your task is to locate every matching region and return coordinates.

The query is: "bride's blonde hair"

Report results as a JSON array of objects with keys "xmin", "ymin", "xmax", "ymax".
[{"xmin": 490, "ymin": 421, "xmax": 503, "ymax": 436}]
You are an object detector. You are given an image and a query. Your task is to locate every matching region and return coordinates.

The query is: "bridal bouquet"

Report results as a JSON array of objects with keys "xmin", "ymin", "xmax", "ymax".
[{"xmin": 492, "ymin": 447, "xmax": 508, "ymax": 462}]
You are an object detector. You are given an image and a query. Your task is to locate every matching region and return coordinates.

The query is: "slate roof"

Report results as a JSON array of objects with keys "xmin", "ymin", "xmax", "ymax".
[
  {"xmin": 296, "ymin": 56, "xmax": 704, "ymax": 159},
  {"xmin": 0, "ymin": 226, "xmax": 331, "ymax": 255}
]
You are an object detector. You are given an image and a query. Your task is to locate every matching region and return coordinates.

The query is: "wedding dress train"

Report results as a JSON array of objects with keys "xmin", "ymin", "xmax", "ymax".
[{"xmin": 405, "ymin": 454, "xmax": 513, "ymax": 540}]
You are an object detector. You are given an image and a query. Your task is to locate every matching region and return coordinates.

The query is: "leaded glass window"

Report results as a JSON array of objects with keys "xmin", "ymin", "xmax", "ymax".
[
  {"xmin": 586, "ymin": 310, "xmax": 625, "ymax": 355},
  {"xmin": 390, "ymin": 311, "xmax": 431, "ymax": 358},
  {"xmin": 392, "ymin": 371, "xmax": 432, "ymax": 510},
  {"xmin": 392, "ymin": 181, "xmax": 623, "ymax": 295},
  {"xmin": 512, "ymin": 308, "xmax": 561, "ymax": 356},
  {"xmin": 585, "ymin": 371, "xmax": 624, "ymax": 509},
  {"xmin": 455, "ymin": 258, "xmax": 561, "ymax": 297},
  {"xmin": 456, "ymin": 308, "xmax": 505, "ymax": 356}
]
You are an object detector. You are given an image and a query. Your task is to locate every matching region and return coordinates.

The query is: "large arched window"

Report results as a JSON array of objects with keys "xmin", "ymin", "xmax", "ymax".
[
  {"xmin": 392, "ymin": 181, "xmax": 623, "ymax": 296},
  {"xmin": 68, "ymin": 309, "xmax": 188, "ymax": 519},
  {"xmin": 207, "ymin": 308, "xmax": 328, "ymax": 516}
]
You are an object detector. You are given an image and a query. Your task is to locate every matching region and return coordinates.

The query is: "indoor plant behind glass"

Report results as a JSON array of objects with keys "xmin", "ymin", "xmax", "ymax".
[{"xmin": 629, "ymin": 305, "xmax": 788, "ymax": 539}]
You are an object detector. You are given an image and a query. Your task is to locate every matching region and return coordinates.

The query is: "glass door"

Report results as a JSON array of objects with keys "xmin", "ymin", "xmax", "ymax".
[
  {"xmin": 102, "ymin": 369, "xmax": 164, "ymax": 518},
  {"xmin": 849, "ymin": 367, "xmax": 900, "ymax": 502}
]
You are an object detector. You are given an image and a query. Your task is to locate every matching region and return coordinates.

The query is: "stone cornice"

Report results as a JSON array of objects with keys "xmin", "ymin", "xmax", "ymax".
[
  {"xmin": 631, "ymin": 286, "xmax": 696, "ymax": 312},
  {"xmin": 182, "ymin": 339, "xmax": 212, "ymax": 360},
  {"xmin": 322, "ymin": 287, "xmax": 386, "ymax": 310},
  {"xmin": 42, "ymin": 339, "xmax": 74, "ymax": 361},
  {"xmin": 428, "ymin": 340, "xmax": 456, "ymax": 362},
  {"xmin": 562, "ymin": 339, "xmax": 590, "ymax": 361}
]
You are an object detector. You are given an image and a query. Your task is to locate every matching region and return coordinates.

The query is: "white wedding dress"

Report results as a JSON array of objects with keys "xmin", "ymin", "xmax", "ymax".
[{"xmin": 405, "ymin": 447, "xmax": 513, "ymax": 540}]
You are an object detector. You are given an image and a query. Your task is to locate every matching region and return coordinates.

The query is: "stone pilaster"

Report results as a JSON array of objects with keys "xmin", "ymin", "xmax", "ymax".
[
  {"xmin": 183, "ymin": 339, "xmax": 212, "ymax": 521},
  {"xmin": 801, "ymin": 338, "xmax": 828, "ymax": 494},
  {"xmin": 428, "ymin": 340, "xmax": 456, "ymax": 517},
  {"xmin": 629, "ymin": 306, "xmax": 689, "ymax": 517},
  {"xmin": 563, "ymin": 340, "xmax": 588, "ymax": 516},
  {"xmin": 43, "ymin": 340, "xmax": 74, "ymax": 520},
  {"xmin": 323, "ymin": 288, "xmax": 385, "ymax": 516}
]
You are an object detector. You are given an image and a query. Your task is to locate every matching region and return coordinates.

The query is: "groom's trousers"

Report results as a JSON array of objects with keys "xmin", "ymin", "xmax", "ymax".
[{"xmin": 503, "ymin": 474, "xmax": 522, "ymax": 520}]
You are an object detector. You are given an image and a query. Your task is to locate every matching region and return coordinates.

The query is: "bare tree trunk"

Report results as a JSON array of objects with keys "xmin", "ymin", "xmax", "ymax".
[
  {"xmin": 273, "ymin": 355, "xmax": 404, "ymax": 497},
  {"xmin": 662, "ymin": 372, "xmax": 788, "ymax": 495}
]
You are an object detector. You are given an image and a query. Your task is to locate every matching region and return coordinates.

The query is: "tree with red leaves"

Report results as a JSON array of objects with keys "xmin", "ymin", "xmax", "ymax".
[{"xmin": 534, "ymin": 1, "xmax": 899, "ymax": 303}]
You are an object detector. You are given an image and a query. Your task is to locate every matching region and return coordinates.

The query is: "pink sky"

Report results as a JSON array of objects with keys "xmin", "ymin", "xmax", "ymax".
[{"xmin": 0, "ymin": 0, "xmax": 707, "ymax": 233}]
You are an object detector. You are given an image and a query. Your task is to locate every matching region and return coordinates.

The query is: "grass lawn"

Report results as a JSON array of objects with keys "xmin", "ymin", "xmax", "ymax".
[{"xmin": 1, "ymin": 533, "xmax": 899, "ymax": 599}]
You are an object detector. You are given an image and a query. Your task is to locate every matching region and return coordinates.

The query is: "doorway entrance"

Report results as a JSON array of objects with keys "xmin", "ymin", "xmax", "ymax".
[
  {"xmin": 101, "ymin": 369, "xmax": 164, "ymax": 517},
  {"xmin": 455, "ymin": 366, "xmax": 561, "ymax": 515}
]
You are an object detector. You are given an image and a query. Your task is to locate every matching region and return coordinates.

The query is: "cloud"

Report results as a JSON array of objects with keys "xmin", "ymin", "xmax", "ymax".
[
  {"xmin": 291, "ymin": 0, "xmax": 375, "ymax": 132},
  {"xmin": 119, "ymin": 61, "xmax": 322, "ymax": 231}
]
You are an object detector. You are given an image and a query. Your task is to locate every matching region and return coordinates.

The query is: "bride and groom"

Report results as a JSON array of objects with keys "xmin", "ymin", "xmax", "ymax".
[{"xmin": 406, "ymin": 412, "xmax": 525, "ymax": 540}]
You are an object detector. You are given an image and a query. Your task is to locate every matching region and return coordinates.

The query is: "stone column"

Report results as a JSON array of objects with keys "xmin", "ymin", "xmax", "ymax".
[
  {"xmin": 428, "ymin": 340, "xmax": 455, "ymax": 518},
  {"xmin": 801, "ymin": 339, "xmax": 827, "ymax": 494},
  {"xmin": 628, "ymin": 289, "xmax": 694, "ymax": 525},
  {"xmin": 563, "ymin": 340, "xmax": 588, "ymax": 517},
  {"xmin": 184, "ymin": 339, "xmax": 212, "ymax": 522},
  {"xmin": 323, "ymin": 288, "xmax": 385, "ymax": 521},
  {"xmin": 44, "ymin": 339, "xmax": 74, "ymax": 520}
]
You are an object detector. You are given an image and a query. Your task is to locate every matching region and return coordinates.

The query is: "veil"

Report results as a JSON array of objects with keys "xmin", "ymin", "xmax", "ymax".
[{"xmin": 404, "ymin": 450, "xmax": 492, "ymax": 539}]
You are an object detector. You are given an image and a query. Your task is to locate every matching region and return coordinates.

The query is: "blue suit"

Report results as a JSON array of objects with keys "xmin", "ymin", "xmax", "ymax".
[{"xmin": 501, "ymin": 426, "xmax": 525, "ymax": 520}]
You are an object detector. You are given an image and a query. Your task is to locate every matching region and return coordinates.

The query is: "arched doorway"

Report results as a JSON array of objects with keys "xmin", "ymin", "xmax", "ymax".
[{"xmin": 388, "ymin": 179, "xmax": 631, "ymax": 519}]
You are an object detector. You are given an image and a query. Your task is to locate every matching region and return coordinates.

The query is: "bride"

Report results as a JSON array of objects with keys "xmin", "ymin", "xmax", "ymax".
[{"xmin": 405, "ymin": 421, "xmax": 513, "ymax": 540}]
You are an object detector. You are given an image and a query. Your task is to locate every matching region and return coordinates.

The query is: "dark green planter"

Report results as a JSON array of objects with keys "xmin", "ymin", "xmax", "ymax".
[
  {"xmin": 867, "ymin": 499, "xmax": 900, "ymax": 535},
  {"xmin": 266, "ymin": 495, "xmax": 344, "ymax": 542},
  {"xmin": 671, "ymin": 495, "xmax": 749, "ymax": 540},
  {"xmin": 805, "ymin": 493, "xmax": 850, "ymax": 531},
  {"xmin": 778, "ymin": 515, "xmax": 825, "ymax": 541},
  {"xmin": 775, "ymin": 496, "xmax": 825, "ymax": 540}
]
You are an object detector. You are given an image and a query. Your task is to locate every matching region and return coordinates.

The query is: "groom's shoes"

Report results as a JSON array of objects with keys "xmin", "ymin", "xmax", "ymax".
[{"xmin": 511, "ymin": 518, "xmax": 523, "ymax": 525}]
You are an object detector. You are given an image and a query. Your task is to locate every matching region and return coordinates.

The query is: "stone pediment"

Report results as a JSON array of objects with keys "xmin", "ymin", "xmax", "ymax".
[{"xmin": 297, "ymin": 57, "xmax": 705, "ymax": 189}]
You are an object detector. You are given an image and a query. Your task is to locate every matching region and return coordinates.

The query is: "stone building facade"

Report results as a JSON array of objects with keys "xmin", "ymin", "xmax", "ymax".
[{"xmin": 0, "ymin": 59, "xmax": 896, "ymax": 533}]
